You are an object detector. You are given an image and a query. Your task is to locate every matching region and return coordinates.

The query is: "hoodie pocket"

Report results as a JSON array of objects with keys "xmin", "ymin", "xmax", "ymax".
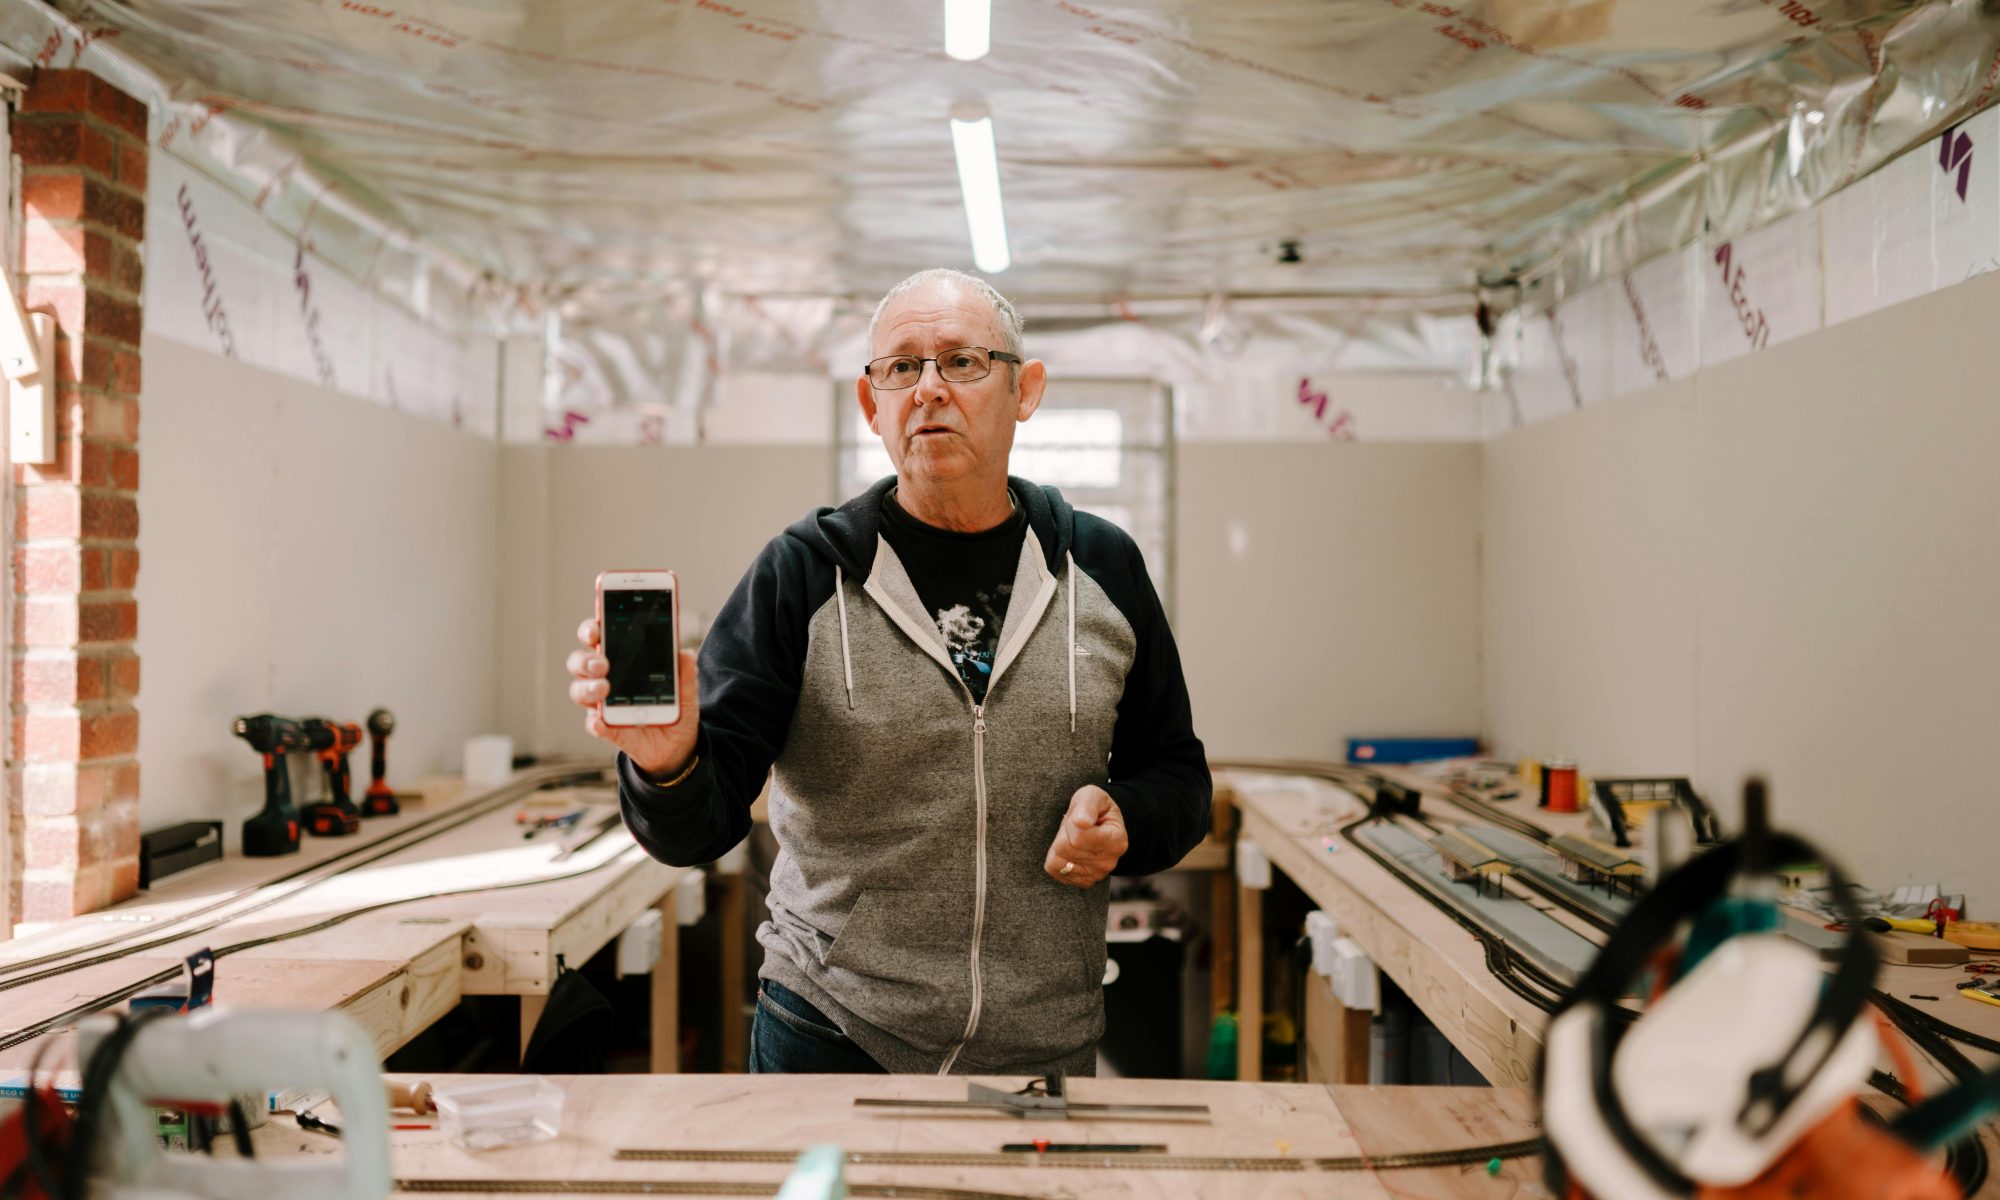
[{"xmin": 818, "ymin": 889, "xmax": 967, "ymax": 1048}]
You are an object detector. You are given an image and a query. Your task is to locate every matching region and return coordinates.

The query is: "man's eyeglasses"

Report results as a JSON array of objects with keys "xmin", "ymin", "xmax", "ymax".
[{"xmin": 864, "ymin": 347, "xmax": 1020, "ymax": 390}]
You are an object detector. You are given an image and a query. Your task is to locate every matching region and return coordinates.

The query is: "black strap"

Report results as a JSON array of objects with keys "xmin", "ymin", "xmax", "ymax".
[{"xmin": 1550, "ymin": 825, "xmax": 1877, "ymax": 1195}]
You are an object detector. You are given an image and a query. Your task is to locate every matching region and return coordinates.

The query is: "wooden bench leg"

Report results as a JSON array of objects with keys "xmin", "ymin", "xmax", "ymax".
[{"xmin": 651, "ymin": 893, "xmax": 680, "ymax": 1073}]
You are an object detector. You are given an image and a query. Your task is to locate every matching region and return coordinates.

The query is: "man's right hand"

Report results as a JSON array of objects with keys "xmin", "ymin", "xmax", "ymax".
[{"xmin": 567, "ymin": 617, "xmax": 700, "ymax": 781}]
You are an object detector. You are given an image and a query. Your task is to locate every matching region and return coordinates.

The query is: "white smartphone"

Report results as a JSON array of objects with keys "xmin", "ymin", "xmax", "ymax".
[{"xmin": 595, "ymin": 570, "xmax": 682, "ymax": 727}]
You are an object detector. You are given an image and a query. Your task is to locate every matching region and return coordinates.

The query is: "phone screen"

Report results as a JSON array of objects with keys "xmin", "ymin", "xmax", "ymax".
[{"xmin": 603, "ymin": 588, "xmax": 677, "ymax": 706}]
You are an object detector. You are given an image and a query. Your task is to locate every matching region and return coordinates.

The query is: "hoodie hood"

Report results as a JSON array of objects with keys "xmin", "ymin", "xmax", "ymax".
[{"xmin": 784, "ymin": 475, "xmax": 1076, "ymax": 582}]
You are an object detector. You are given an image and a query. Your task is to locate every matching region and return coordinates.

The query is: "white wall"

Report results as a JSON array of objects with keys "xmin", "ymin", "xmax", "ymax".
[
  {"xmin": 499, "ymin": 439, "xmax": 1485, "ymax": 768},
  {"xmin": 1176, "ymin": 442, "xmax": 1484, "ymax": 761},
  {"xmin": 498, "ymin": 445, "xmax": 836, "ymax": 759},
  {"xmin": 1483, "ymin": 267, "xmax": 2000, "ymax": 894},
  {"xmin": 138, "ymin": 335, "xmax": 502, "ymax": 848}
]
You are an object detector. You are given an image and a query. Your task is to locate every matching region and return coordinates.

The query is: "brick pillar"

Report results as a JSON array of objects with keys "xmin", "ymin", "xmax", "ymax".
[{"xmin": 8, "ymin": 69, "xmax": 146, "ymax": 927}]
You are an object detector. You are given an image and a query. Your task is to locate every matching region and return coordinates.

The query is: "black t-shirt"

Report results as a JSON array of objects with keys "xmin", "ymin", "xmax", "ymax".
[{"xmin": 878, "ymin": 489, "xmax": 1026, "ymax": 704}]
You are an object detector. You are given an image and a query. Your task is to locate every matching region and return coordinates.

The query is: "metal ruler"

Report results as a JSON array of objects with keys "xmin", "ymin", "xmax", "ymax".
[
  {"xmin": 614, "ymin": 1138, "xmax": 1545, "ymax": 1172},
  {"xmin": 396, "ymin": 1183, "xmax": 1030, "ymax": 1198}
]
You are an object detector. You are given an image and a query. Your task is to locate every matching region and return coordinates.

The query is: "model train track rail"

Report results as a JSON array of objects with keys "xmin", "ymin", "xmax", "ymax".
[
  {"xmin": 0, "ymin": 762, "xmax": 635, "ymax": 1055},
  {"xmin": 0, "ymin": 761, "xmax": 614, "ymax": 989},
  {"xmin": 397, "ymin": 1182, "xmax": 1033, "ymax": 1199},
  {"xmin": 614, "ymin": 1138, "xmax": 1545, "ymax": 1172}
]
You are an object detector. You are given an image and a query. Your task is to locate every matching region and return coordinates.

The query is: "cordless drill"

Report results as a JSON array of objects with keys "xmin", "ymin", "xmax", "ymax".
[
  {"xmin": 300, "ymin": 717, "xmax": 363, "ymax": 837},
  {"xmin": 363, "ymin": 708, "xmax": 399, "ymax": 816},
  {"xmin": 234, "ymin": 714, "xmax": 309, "ymax": 856}
]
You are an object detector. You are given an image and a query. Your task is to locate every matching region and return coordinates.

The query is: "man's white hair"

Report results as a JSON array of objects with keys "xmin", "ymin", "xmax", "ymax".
[{"xmin": 867, "ymin": 268, "xmax": 1025, "ymax": 358}]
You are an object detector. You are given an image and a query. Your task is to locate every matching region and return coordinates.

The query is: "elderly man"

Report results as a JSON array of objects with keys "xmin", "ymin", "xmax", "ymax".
[{"xmin": 567, "ymin": 268, "xmax": 1210, "ymax": 1076}]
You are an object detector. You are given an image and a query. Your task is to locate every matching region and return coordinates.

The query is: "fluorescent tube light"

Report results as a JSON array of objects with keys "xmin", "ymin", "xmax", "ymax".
[
  {"xmin": 945, "ymin": 0, "xmax": 990, "ymax": 61},
  {"xmin": 950, "ymin": 108, "xmax": 1010, "ymax": 273}
]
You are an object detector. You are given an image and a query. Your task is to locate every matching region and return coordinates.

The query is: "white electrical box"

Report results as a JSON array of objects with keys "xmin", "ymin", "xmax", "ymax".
[
  {"xmin": 1235, "ymin": 839, "xmax": 1271, "ymax": 890},
  {"xmin": 1330, "ymin": 936, "xmax": 1380, "ymax": 1012},
  {"xmin": 615, "ymin": 909, "xmax": 661, "ymax": 978},
  {"xmin": 675, "ymin": 869, "xmax": 706, "ymax": 926}
]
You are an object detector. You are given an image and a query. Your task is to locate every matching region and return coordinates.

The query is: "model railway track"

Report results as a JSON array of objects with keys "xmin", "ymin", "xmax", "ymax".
[
  {"xmin": 397, "ymin": 1183, "xmax": 1034, "ymax": 1199},
  {"xmin": 1219, "ymin": 758, "xmax": 2000, "ymax": 1195},
  {"xmin": 0, "ymin": 762, "xmax": 632, "ymax": 1055},
  {"xmin": 1213, "ymin": 759, "xmax": 1577, "ymax": 1012},
  {"xmin": 0, "ymin": 762, "xmax": 613, "ymax": 988},
  {"xmin": 614, "ymin": 1139, "xmax": 1545, "ymax": 1172}
]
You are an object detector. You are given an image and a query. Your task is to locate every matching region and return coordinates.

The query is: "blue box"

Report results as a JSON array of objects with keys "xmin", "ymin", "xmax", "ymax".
[{"xmin": 1345, "ymin": 736, "xmax": 1481, "ymax": 765}]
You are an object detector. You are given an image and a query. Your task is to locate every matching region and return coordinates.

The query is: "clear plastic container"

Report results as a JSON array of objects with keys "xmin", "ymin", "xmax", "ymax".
[{"xmin": 432, "ymin": 1076, "xmax": 564, "ymax": 1150}]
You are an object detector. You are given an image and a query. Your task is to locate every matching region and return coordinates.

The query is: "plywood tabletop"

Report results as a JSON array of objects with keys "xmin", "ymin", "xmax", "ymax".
[
  {"xmin": 253, "ymin": 1073, "xmax": 1545, "ymax": 1199},
  {"xmin": 0, "ymin": 768, "xmax": 687, "ymax": 1069}
]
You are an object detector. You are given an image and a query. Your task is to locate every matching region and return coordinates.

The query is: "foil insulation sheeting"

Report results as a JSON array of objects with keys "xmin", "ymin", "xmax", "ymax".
[{"xmin": 3, "ymin": 0, "xmax": 1998, "ymax": 428}]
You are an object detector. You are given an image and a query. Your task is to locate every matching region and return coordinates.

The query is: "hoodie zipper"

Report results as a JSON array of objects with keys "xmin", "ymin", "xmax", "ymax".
[{"xmin": 939, "ymin": 698, "xmax": 989, "ymax": 1074}]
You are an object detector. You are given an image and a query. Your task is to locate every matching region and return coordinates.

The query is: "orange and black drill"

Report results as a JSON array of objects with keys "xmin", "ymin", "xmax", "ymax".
[
  {"xmin": 234, "ymin": 713, "xmax": 308, "ymax": 856},
  {"xmin": 362, "ymin": 708, "xmax": 399, "ymax": 816},
  {"xmin": 300, "ymin": 717, "xmax": 364, "ymax": 837}
]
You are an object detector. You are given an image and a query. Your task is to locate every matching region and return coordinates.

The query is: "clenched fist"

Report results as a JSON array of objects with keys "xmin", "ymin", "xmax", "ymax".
[{"xmin": 1045, "ymin": 785, "xmax": 1126, "ymax": 888}]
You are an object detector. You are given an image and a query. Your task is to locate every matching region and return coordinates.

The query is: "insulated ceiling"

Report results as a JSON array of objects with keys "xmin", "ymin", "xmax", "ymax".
[{"xmin": 20, "ymin": 0, "xmax": 2000, "ymax": 328}]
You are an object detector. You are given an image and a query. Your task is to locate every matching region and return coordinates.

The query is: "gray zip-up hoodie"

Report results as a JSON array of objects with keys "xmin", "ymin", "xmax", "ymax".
[{"xmin": 617, "ymin": 477, "xmax": 1210, "ymax": 1074}]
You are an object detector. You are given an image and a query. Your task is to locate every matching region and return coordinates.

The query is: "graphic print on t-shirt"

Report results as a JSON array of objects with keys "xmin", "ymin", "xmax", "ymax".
[{"xmin": 936, "ymin": 583, "xmax": 1010, "ymax": 702}]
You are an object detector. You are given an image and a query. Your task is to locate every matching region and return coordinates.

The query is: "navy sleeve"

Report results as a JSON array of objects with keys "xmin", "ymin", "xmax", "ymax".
[
  {"xmin": 617, "ymin": 535, "xmax": 821, "ymax": 867},
  {"xmin": 1090, "ymin": 532, "xmax": 1212, "ymax": 876}
]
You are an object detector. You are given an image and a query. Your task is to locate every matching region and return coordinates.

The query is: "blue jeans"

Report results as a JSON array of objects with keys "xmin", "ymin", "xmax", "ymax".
[{"xmin": 749, "ymin": 979, "xmax": 887, "ymax": 1074}]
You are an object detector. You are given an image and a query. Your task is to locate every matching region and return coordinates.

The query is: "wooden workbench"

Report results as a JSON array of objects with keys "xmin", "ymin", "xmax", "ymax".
[
  {"xmin": 0, "ymin": 769, "xmax": 690, "ymax": 1072},
  {"xmin": 1224, "ymin": 765, "xmax": 2000, "ymax": 1092},
  {"xmin": 1225, "ymin": 768, "xmax": 1552, "ymax": 1089},
  {"xmin": 258, "ymin": 1072, "xmax": 1545, "ymax": 1199}
]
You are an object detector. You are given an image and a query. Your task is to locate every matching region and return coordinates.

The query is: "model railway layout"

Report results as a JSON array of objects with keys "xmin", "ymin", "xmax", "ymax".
[
  {"xmin": 1218, "ymin": 757, "xmax": 1998, "ymax": 1195},
  {"xmin": 0, "ymin": 761, "xmax": 631, "ymax": 1059}
]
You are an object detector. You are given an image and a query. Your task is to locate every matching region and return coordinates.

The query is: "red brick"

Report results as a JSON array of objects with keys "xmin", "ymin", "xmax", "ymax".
[
  {"xmin": 78, "ymin": 599, "xmax": 135, "ymax": 642},
  {"xmin": 108, "ymin": 857, "xmax": 139, "ymax": 903},
  {"xmin": 19, "ymin": 710, "xmax": 80, "ymax": 761},
  {"xmin": 13, "ymin": 115, "xmax": 82, "ymax": 167},
  {"xmin": 17, "ymin": 485, "xmax": 81, "ymax": 539},
  {"xmin": 25, "ymin": 816, "xmax": 84, "ymax": 869},
  {"xmin": 74, "ymin": 337, "xmax": 111, "ymax": 388},
  {"xmin": 85, "ymin": 78, "xmax": 148, "ymax": 140},
  {"xmin": 17, "ymin": 69, "xmax": 91, "ymax": 117},
  {"xmin": 116, "ymin": 142, "xmax": 146, "ymax": 190},
  {"xmin": 18, "ymin": 596, "xmax": 79, "ymax": 645},
  {"xmin": 20, "ymin": 764, "xmax": 111, "ymax": 817},
  {"xmin": 79, "ymin": 492, "xmax": 137, "ymax": 539},
  {"xmin": 83, "ymin": 288, "xmax": 141, "ymax": 345},
  {"xmin": 22, "ymin": 221, "xmax": 87, "ymax": 273},
  {"xmin": 74, "ymin": 438, "xmax": 110, "ymax": 486},
  {"xmin": 22, "ymin": 274, "xmax": 84, "ymax": 329},
  {"xmin": 108, "ymin": 653, "xmax": 140, "ymax": 701},
  {"xmin": 21, "ymin": 175, "xmax": 141, "ymax": 243},
  {"xmin": 15, "ymin": 433, "xmax": 81, "ymax": 486},
  {"xmin": 20, "ymin": 866, "xmax": 110, "ymax": 923},
  {"xmin": 83, "ymin": 546, "xmax": 110, "ymax": 590},
  {"xmin": 22, "ymin": 171, "xmax": 85, "ymax": 222},
  {"xmin": 108, "ymin": 446, "xmax": 139, "ymax": 492},
  {"xmin": 108, "ymin": 546, "xmax": 139, "ymax": 589},
  {"xmin": 81, "ymin": 393, "xmax": 138, "ymax": 441},
  {"xmin": 16, "ymin": 546, "xmax": 84, "ymax": 593},
  {"xmin": 81, "ymin": 709, "xmax": 138, "ymax": 757},
  {"xmin": 111, "ymin": 761, "xmax": 139, "ymax": 803},
  {"xmin": 112, "ymin": 349, "xmax": 141, "ymax": 395},
  {"xmin": 19, "ymin": 72, "xmax": 149, "ymax": 140},
  {"xmin": 16, "ymin": 654, "xmax": 104, "ymax": 704},
  {"xmin": 88, "ymin": 798, "xmax": 139, "ymax": 863},
  {"xmin": 12, "ymin": 116, "xmax": 115, "ymax": 177}
]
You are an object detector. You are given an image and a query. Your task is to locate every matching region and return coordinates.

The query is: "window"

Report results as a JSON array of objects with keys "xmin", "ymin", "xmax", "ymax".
[{"xmin": 836, "ymin": 377, "xmax": 1174, "ymax": 611}]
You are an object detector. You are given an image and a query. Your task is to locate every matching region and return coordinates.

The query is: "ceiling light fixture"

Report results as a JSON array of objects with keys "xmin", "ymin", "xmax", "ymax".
[
  {"xmin": 945, "ymin": 0, "xmax": 991, "ymax": 61},
  {"xmin": 950, "ymin": 103, "xmax": 1010, "ymax": 273}
]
